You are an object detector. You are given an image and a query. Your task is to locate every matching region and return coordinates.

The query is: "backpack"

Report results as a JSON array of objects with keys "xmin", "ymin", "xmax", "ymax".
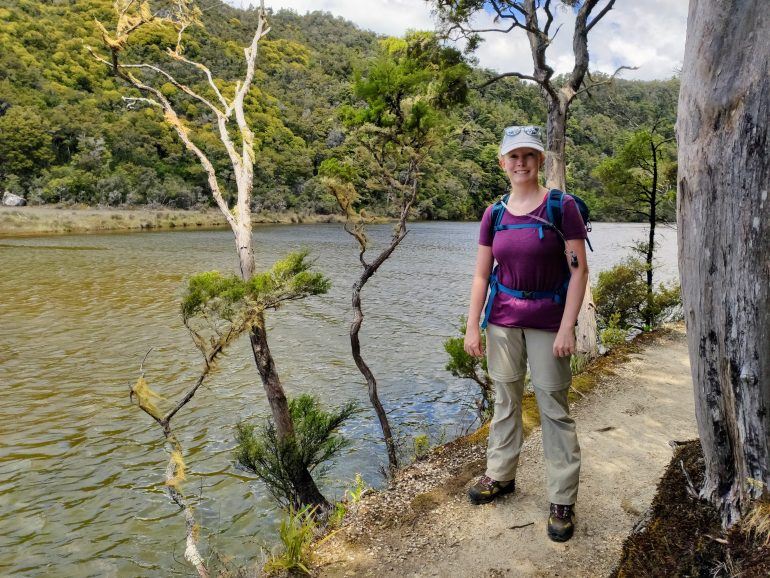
[
  {"xmin": 480, "ymin": 189, "xmax": 593, "ymax": 329},
  {"xmin": 490, "ymin": 189, "xmax": 593, "ymax": 251}
]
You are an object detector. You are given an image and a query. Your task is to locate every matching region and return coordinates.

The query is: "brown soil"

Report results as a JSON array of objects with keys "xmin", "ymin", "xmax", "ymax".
[{"xmin": 313, "ymin": 325, "xmax": 705, "ymax": 577}]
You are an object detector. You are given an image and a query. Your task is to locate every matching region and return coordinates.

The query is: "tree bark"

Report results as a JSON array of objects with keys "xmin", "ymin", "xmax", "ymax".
[
  {"xmin": 237, "ymin": 213, "xmax": 329, "ymax": 509},
  {"xmin": 351, "ymin": 279, "xmax": 399, "ymax": 471},
  {"xmin": 544, "ymin": 95, "xmax": 568, "ymax": 191},
  {"xmin": 677, "ymin": 0, "xmax": 769, "ymax": 527}
]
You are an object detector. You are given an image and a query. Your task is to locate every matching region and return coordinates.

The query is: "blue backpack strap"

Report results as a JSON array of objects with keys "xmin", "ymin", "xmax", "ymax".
[
  {"xmin": 495, "ymin": 223, "xmax": 545, "ymax": 239},
  {"xmin": 491, "ymin": 194, "xmax": 509, "ymax": 236},
  {"xmin": 545, "ymin": 189, "xmax": 564, "ymax": 233},
  {"xmin": 547, "ymin": 189, "xmax": 594, "ymax": 252}
]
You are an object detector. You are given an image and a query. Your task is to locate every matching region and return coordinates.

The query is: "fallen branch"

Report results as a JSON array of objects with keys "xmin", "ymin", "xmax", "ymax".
[
  {"xmin": 570, "ymin": 385, "xmax": 586, "ymax": 399},
  {"xmin": 680, "ymin": 459, "xmax": 700, "ymax": 500},
  {"xmin": 704, "ymin": 533, "xmax": 729, "ymax": 545}
]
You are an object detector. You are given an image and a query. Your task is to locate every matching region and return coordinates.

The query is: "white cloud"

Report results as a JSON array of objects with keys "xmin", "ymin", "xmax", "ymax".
[
  {"xmin": 256, "ymin": 0, "xmax": 435, "ymax": 37},
  {"xmin": 241, "ymin": 1, "xmax": 687, "ymax": 80}
]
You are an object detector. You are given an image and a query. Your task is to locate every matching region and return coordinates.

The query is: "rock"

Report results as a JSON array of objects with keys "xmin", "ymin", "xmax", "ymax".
[{"xmin": 2, "ymin": 191, "xmax": 26, "ymax": 206}]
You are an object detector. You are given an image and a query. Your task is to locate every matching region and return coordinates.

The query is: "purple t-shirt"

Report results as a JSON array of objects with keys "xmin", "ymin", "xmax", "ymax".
[{"xmin": 479, "ymin": 192, "xmax": 587, "ymax": 331}]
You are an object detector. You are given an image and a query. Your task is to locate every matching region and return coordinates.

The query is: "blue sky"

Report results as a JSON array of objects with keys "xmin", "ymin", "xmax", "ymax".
[{"xmin": 230, "ymin": 0, "xmax": 688, "ymax": 81}]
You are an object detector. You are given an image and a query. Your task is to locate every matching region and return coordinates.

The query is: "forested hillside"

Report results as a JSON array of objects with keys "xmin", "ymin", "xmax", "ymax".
[{"xmin": 0, "ymin": 0, "xmax": 678, "ymax": 221}]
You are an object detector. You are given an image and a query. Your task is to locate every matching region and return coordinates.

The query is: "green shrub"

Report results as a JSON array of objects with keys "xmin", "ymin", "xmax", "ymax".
[
  {"xmin": 413, "ymin": 434, "xmax": 430, "ymax": 460},
  {"xmin": 443, "ymin": 316, "xmax": 494, "ymax": 421},
  {"xmin": 594, "ymin": 258, "xmax": 681, "ymax": 331},
  {"xmin": 234, "ymin": 394, "xmax": 357, "ymax": 509},
  {"xmin": 346, "ymin": 473, "xmax": 367, "ymax": 504},
  {"xmin": 600, "ymin": 312, "xmax": 629, "ymax": 350}
]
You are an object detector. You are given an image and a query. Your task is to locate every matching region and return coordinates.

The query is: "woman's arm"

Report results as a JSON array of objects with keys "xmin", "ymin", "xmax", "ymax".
[
  {"xmin": 553, "ymin": 238, "xmax": 589, "ymax": 357},
  {"xmin": 464, "ymin": 244, "xmax": 494, "ymax": 358}
]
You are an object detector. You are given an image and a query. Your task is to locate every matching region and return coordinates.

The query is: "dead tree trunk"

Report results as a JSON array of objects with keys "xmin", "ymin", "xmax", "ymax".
[
  {"xmin": 94, "ymin": 0, "xmax": 328, "ymax": 511},
  {"xmin": 677, "ymin": 0, "xmax": 769, "ymax": 527}
]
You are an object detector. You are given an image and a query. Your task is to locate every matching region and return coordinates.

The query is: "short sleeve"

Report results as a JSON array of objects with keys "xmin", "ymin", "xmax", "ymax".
[
  {"xmin": 561, "ymin": 195, "xmax": 588, "ymax": 240},
  {"xmin": 479, "ymin": 205, "xmax": 494, "ymax": 246}
]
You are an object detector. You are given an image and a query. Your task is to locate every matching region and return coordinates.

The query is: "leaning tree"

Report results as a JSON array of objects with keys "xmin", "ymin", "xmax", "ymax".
[
  {"xmin": 432, "ymin": 0, "xmax": 623, "ymax": 356},
  {"xmin": 91, "ymin": 0, "xmax": 330, "ymax": 511},
  {"xmin": 677, "ymin": 0, "xmax": 769, "ymax": 526}
]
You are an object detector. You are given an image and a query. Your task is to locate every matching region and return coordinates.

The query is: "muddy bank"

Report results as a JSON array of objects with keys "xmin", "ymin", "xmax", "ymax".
[{"xmin": 0, "ymin": 205, "xmax": 350, "ymax": 237}]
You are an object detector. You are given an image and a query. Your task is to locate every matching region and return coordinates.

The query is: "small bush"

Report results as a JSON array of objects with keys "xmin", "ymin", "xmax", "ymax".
[
  {"xmin": 594, "ymin": 257, "xmax": 681, "ymax": 331},
  {"xmin": 600, "ymin": 313, "xmax": 628, "ymax": 350},
  {"xmin": 234, "ymin": 394, "xmax": 357, "ymax": 509},
  {"xmin": 346, "ymin": 473, "xmax": 367, "ymax": 504},
  {"xmin": 444, "ymin": 316, "xmax": 494, "ymax": 421},
  {"xmin": 413, "ymin": 434, "xmax": 430, "ymax": 460}
]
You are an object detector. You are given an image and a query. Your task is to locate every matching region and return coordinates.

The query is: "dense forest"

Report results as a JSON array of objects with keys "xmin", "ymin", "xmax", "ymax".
[{"xmin": 0, "ymin": 0, "xmax": 678, "ymax": 221}]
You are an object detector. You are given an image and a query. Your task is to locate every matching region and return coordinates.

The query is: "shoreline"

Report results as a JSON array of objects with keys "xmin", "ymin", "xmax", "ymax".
[{"xmin": 0, "ymin": 205, "xmax": 352, "ymax": 238}]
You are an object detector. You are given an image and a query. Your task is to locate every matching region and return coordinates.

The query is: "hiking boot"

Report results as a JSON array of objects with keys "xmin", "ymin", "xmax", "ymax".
[
  {"xmin": 468, "ymin": 475, "xmax": 515, "ymax": 505},
  {"xmin": 547, "ymin": 503, "xmax": 575, "ymax": 542}
]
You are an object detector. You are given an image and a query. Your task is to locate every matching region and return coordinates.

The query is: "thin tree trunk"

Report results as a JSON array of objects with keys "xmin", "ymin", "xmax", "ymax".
[
  {"xmin": 544, "ymin": 96, "xmax": 568, "ymax": 191},
  {"xmin": 646, "ymin": 139, "xmax": 658, "ymax": 329},
  {"xmin": 677, "ymin": 0, "xmax": 769, "ymax": 527},
  {"xmin": 351, "ymin": 280, "xmax": 399, "ymax": 471},
  {"xmin": 343, "ymin": 174, "xmax": 421, "ymax": 474}
]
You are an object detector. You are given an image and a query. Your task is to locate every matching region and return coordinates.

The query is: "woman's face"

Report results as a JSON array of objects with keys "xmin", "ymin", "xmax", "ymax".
[{"xmin": 499, "ymin": 147, "xmax": 543, "ymax": 186}]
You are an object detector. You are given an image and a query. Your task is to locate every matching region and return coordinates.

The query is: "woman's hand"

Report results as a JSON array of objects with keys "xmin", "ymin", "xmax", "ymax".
[
  {"xmin": 553, "ymin": 327, "xmax": 576, "ymax": 358},
  {"xmin": 464, "ymin": 325, "xmax": 485, "ymax": 358}
]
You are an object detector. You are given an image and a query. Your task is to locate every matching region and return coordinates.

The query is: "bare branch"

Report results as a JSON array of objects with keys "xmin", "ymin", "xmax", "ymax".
[
  {"xmin": 167, "ymin": 49, "xmax": 230, "ymax": 111},
  {"xmin": 575, "ymin": 65, "xmax": 638, "ymax": 97},
  {"xmin": 460, "ymin": 23, "xmax": 518, "ymax": 34},
  {"xmin": 489, "ymin": 0, "xmax": 540, "ymax": 34},
  {"xmin": 542, "ymin": 0, "xmax": 555, "ymax": 36},
  {"xmin": 123, "ymin": 95, "xmax": 162, "ymax": 109},
  {"xmin": 476, "ymin": 70, "xmax": 540, "ymax": 90},
  {"xmin": 586, "ymin": 0, "xmax": 617, "ymax": 34},
  {"xmin": 115, "ymin": 61, "xmax": 225, "ymax": 116},
  {"xmin": 163, "ymin": 344, "xmax": 222, "ymax": 424},
  {"xmin": 568, "ymin": 0, "xmax": 616, "ymax": 94}
]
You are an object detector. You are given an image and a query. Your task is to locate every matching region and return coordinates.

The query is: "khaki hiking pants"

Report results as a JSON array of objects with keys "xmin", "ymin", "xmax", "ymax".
[{"xmin": 485, "ymin": 324, "xmax": 581, "ymax": 505}]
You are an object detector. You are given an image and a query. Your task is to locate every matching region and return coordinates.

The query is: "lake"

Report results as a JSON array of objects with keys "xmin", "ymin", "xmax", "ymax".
[{"xmin": 0, "ymin": 221, "xmax": 678, "ymax": 576}]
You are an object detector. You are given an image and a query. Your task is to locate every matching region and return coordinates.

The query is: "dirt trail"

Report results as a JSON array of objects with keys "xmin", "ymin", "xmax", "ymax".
[{"xmin": 316, "ymin": 326, "xmax": 697, "ymax": 577}]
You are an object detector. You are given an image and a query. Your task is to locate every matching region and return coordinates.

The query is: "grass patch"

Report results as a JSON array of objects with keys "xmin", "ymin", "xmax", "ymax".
[{"xmin": 264, "ymin": 505, "xmax": 318, "ymax": 576}]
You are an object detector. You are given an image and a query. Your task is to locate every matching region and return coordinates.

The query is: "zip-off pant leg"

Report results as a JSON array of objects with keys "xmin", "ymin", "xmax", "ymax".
[
  {"xmin": 485, "ymin": 378, "xmax": 526, "ymax": 482},
  {"xmin": 533, "ymin": 386, "xmax": 581, "ymax": 505},
  {"xmin": 523, "ymin": 327, "xmax": 580, "ymax": 505}
]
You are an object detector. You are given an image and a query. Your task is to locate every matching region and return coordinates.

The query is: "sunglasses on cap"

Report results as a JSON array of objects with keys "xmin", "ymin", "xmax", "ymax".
[{"xmin": 503, "ymin": 125, "xmax": 542, "ymax": 137}]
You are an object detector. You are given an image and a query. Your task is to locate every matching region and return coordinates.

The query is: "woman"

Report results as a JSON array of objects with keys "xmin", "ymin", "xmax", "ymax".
[{"xmin": 464, "ymin": 125, "xmax": 589, "ymax": 542}]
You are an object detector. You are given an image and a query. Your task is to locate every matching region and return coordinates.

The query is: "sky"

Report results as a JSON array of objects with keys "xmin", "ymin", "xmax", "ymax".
[{"xmin": 231, "ymin": 0, "xmax": 688, "ymax": 81}]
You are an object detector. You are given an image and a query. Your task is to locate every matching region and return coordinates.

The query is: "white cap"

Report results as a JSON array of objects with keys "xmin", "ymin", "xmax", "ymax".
[{"xmin": 499, "ymin": 125, "xmax": 545, "ymax": 156}]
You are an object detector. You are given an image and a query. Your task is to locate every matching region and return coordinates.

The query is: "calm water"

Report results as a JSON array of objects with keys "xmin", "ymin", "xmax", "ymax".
[{"xmin": 0, "ymin": 221, "xmax": 678, "ymax": 576}]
